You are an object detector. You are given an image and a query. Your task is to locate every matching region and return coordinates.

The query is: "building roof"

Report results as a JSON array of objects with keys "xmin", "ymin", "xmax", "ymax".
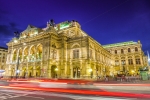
[
  {"xmin": 0, "ymin": 46, "xmax": 8, "ymax": 50},
  {"xmin": 102, "ymin": 41, "xmax": 137, "ymax": 48}
]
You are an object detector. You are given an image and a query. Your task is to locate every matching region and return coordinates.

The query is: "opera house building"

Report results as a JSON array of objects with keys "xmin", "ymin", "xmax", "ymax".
[{"xmin": 5, "ymin": 20, "xmax": 148, "ymax": 79}]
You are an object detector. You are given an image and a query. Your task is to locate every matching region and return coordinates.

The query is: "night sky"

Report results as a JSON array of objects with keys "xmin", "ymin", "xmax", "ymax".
[{"xmin": 0, "ymin": 0, "xmax": 150, "ymax": 54}]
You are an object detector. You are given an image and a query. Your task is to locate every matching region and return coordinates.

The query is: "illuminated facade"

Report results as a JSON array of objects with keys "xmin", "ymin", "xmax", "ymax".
[
  {"xmin": 0, "ymin": 47, "xmax": 7, "ymax": 70},
  {"xmin": 103, "ymin": 41, "xmax": 148, "ymax": 75},
  {"xmin": 5, "ymin": 20, "xmax": 148, "ymax": 79},
  {"xmin": 147, "ymin": 51, "xmax": 150, "ymax": 66}
]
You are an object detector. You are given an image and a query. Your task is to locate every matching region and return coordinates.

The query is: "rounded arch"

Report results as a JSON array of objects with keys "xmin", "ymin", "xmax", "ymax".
[
  {"xmin": 29, "ymin": 45, "xmax": 36, "ymax": 53},
  {"xmin": 36, "ymin": 43, "xmax": 43, "ymax": 49},
  {"xmin": 135, "ymin": 55, "xmax": 140, "ymax": 58},
  {"xmin": 121, "ymin": 57, "xmax": 125, "ymax": 59},
  {"xmin": 71, "ymin": 43, "xmax": 80, "ymax": 48},
  {"xmin": 12, "ymin": 49, "xmax": 17, "ymax": 62},
  {"xmin": 36, "ymin": 44, "xmax": 43, "ymax": 59},
  {"xmin": 115, "ymin": 57, "xmax": 119, "ymax": 60},
  {"xmin": 29, "ymin": 45, "xmax": 36, "ymax": 61},
  {"xmin": 128, "ymin": 56, "xmax": 132, "ymax": 59},
  {"xmin": 23, "ymin": 46, "xmax": 29, "ymax": 61}
]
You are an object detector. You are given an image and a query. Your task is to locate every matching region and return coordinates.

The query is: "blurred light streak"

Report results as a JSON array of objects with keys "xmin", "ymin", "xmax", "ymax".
[
  {"xmin": 93, "ymin": 83, "xmax": 150, "ymax": 86},
  {"xmin": 0, "ymin": 86, "xmax": 150, "ymax": 99}
]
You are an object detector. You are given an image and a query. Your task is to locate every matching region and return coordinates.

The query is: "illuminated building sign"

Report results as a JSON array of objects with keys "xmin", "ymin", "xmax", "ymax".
[
  {"xmin": 60, "ymin": 21, "xmax": 71, "ymax": 29},
  {"xmin": 103, "ymin": 41, "xmax": 137, "ymax": 48}
]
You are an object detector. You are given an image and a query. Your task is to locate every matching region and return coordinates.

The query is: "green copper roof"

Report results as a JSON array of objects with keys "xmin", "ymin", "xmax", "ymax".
[
  {"xmin": 103, "ymin": 41, "xmax": 137, "ymax": 48},
  {"xmin": 60, "ymin": 21, "xmax": 71, "ymax": 29}
]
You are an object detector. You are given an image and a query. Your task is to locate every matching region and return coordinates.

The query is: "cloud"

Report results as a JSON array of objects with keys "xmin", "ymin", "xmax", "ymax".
[
  {"xmin": 0, "ymin": 22, "xmax": 21, "ymax": 36},
  {"xmin": 0, "ymin": 22, "xmax": 22, "ymax": 47}
]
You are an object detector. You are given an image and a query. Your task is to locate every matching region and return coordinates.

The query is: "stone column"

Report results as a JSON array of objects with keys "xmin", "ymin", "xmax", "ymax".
[
  {"xmin": 70, "ymin": 62, "xmax": 73, "ymax": 78},
  {"xmin": 140, "ymin": 56, "xmax": 143, "ymax": 66},
  {"xmin": 93, "ymin": 63, "xmax": 97, "ymax": 78}
]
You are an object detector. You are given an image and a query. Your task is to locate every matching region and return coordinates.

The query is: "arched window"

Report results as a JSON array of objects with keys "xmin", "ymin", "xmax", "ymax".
[
  {"xmin": 121, "ymin": 49, "xmax": 124, "ymax": 54},
  {"xmin": 135, "ymin": 47, "xmax": 138, "ymax": 52},
  {"xmin": 115, "ymin": 60, "xmax": 119, "ymax": 65},
  {"xmin": 121, "ymin": 57, "xmax": 125, "ymax": 65},
  {"xmin": 128, "ymin": 57, "xmax": 133, "ymax": 65},
  {"xmin": 115, "ymin": 50, "xmax": 117, "ymax": 54},
  {"xmin": 128, "ymin": 48, "xmax": 131, "ymax": 52},
  {"xmin": 135, "ymin": 56, "xmax": 141, "ymax": 65}
]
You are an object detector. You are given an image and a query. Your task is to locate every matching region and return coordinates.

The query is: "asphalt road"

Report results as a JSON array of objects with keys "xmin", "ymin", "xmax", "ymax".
[{"xmin": 0, "ymin": 87, "xmax": 134, "ymax": 100}]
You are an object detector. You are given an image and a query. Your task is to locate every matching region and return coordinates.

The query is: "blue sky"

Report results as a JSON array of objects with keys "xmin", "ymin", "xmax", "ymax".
[{"xmin": 0, "ymin": 0, "xmax": 150, "ymax": 54}]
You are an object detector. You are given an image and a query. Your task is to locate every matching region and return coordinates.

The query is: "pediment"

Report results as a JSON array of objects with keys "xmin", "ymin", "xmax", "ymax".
[{"xmin": 20, "ymin": 25, "xmax": 43, "ymax": 38}]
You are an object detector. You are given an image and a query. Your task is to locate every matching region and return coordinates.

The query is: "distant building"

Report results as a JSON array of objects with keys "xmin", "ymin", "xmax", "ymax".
[
  {"xmin": 103, "ymin": 41, "xmax": 148, "ymax": 75},
  {"xmin": 0, "ymin": 47, "xmax": 7, "ymax": 70},
  {"xmin": 147, "ymin": 51, "xmax": 150, "ymax": 66},
  {"xmin": 5, "ymin": 20, "xmax": 148, "ymax": 79}
]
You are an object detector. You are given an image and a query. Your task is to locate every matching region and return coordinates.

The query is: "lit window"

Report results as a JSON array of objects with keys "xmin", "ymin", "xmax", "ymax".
[
  {"xmin": 128, "ymin": 48, "xmax": 131, "ymax": 52},
  {"xmin": 73, "ymin": 49, "xmax": 79, "ymax": 59},
  {"xmin": 115, "ymin": 60, "xmax": 119, "ymax": 65},
  {"xmin": 121, "ymin": 60, "xmax": 125, "ymax": 65},
  {"xmin": 135, "ymin": 47, "xmax": 138, "ymax": 52},
  {"xmin": 115, "ymin": 50, "xmax": 117, "ymax": 54},
  {"xmin": 136, "ymin": 58, "xmax": 141, "ymax": 64},
  {"xmin": 128, "ymin": 59, "xmax": 133, "ymax": 65},
  {"xmin": 121, "ymin": 49, "xmax": 124, "ymax": 54}
]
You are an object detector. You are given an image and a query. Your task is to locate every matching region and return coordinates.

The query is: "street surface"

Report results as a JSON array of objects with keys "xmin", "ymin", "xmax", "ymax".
[
  {"xmin": 1, "ymin": 79, "xmax": 150, "ymax": 100},
  {"xmin": 0, "ymin": 87, "xmax": 137, "ymax": 100}
]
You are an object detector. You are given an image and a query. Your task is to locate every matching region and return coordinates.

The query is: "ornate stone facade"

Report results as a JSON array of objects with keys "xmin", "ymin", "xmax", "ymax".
[
  {"xmin": 103, "ymin": 41, "xmax": 148, "ymax": 75},
  {"xmin": 0, "ymin": 47, "xmax": 7, "ymax": 70},
  {"xmin": 5, "ymin": 20, "xmax": 148, "ymax": 79}
]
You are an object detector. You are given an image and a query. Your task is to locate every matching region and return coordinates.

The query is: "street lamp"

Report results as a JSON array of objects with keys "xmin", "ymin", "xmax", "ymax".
[
  {"xmin": 55, "ymin": 68, "xmax": 58, "ymax": 78},
  {"xmin": 55, "ymin": 68, "xmax": 58, "ymax": 71},
  {"xmin": 89, "ymin": 68, "xmax": 93, "ymax": 78},
  {"xmin": 89, "ymin": 68, "xmax": 92, "ymax": 72},
  {"xmin": 131, "ymin": 70, "xmax": 135, "ymax": 75}
]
